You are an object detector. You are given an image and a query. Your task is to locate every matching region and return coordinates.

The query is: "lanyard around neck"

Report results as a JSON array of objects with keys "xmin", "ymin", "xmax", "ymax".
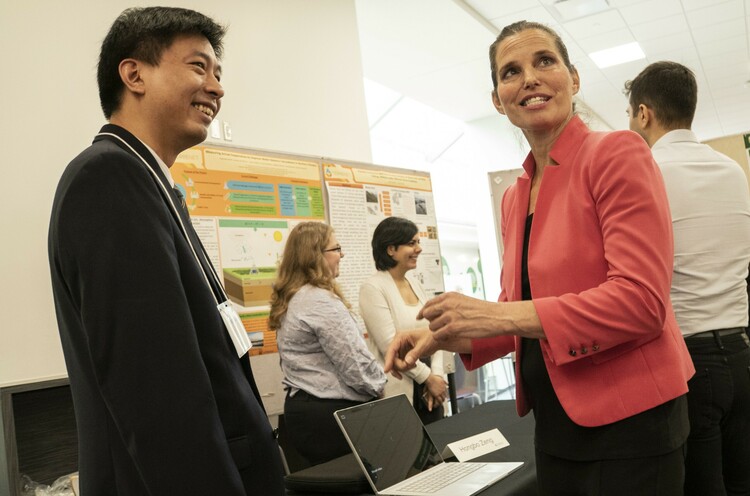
[{"xmin": 97, "ymin": 132, "xmax": 227, "ymax": 305}]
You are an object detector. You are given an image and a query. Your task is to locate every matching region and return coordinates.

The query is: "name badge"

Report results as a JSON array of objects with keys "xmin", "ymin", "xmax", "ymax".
[
  {"xmin": 441, "ymin": 428, "xmax": 509, "ymax": 462},
  {"xmin": 217, "ymin": 301, "xmax": 252, "ymax": 357}
]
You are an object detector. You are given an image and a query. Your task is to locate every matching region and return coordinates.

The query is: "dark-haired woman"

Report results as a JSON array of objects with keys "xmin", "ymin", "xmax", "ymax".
[
  {"xmin": 385, "ymin": 21, "xmax": 694, "ymax": 495},
  {"xmin": 359, "ymin": 216, "xmax": 446, "ymax": 425}
]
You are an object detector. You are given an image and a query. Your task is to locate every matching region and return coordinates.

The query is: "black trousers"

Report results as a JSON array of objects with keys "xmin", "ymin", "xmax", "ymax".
[
  {"xmin": 283, "ymin": 390, "xmax": 364, "ymax": 466},
  {"xmin": 684, "ymin": 331, "xmax": 750, "ymax": 496},
  {"xmin": 536, "ymin": 446, "xmax": 686, "ymax": 496}
]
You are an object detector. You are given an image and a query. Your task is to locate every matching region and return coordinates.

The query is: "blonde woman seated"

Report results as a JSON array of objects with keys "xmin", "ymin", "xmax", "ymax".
[
  {"xmin": 359, "ymin": 217, "xmax": 447, "ymax": 424},
  {"xmin": 269, "ymin": 222, "xmax": 385, "ymax": 466}
]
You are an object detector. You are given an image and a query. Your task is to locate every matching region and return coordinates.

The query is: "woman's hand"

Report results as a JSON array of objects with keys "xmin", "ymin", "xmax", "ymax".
[
  {"xmin": 384, "ymin": 327, "xmax": 474, "ymax": 380},
  {"xmin": 384, "ymin": 329, "xmax": 439, "ymax": 379},
  {"xmin": 422, "ymin": 374, "xmax": 448, "ymax": 411},
  {"xmin": 418, "ymin": 292, "xmax": 544, "ymax": 340}
]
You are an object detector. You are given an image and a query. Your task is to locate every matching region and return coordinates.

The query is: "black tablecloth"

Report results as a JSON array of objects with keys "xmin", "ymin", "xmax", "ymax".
[{"xmin": 285, "ymin": 399, "xmax": 537, "ymax": 495}]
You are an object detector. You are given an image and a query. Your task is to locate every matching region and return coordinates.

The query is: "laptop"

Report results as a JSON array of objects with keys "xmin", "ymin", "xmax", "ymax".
[{"xmin": 334, "ymin": 394, "xmax": 523, "ymax": 496}]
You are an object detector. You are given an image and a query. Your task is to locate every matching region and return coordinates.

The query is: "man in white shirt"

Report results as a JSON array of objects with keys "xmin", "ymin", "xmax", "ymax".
[{"xmin": 625, "ymin": 61, "xmax": 750, "ymax": 496}]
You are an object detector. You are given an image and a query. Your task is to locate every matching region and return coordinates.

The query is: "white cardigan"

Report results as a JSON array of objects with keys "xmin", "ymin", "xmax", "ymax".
[{"xmin": 359, "ymin": 270, "xmax": 445, "ymax": 404}]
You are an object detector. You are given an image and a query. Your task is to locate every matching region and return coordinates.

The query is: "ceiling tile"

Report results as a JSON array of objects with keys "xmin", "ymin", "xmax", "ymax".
[
  {"xmin": 606, "ymin": 0, "xmax": 650, "ymax": 6},
  {"xmin": 691, "ymin": 18, "xmax": 746, "ymax": 44},
  {"xmin": 710, "ymin": 91, "xmax": 750, "ymax": 108},
  {"xmin": 617, "ymin": 0, "xmax": 682, "ymax": 25},
  {"xmin": 685, "ymin": 0, "xmax": 744, "ymax": 29},
  {"xmin": 639, "ymin": 32, "xmax": 695, "ymax": 58},
  {"xmin": 646, "ymin": 49, "xmax": 702, "ymax": 70},
  {"xmin": 486, "ymin": 6, "xmax": 561, "ymax": 31},
  {"xmin": 707, "ymin": 80, "xmax": 750, "ymax": 96},
  {"xmin": 466, "ymin": 0, "xmax": 543, "ymax": 21},
  {"xmin": 560, "ymin": 9, "xmax": 628, "ymax": 38},
  {"xmin": 699, "ymin": 48, "xmax": 749, "ymax": 69},
  {"xmin": 681, "ymin": 0, "xmax": 735, "ymax": 11},
  {"xmin": 629, "ymin": 14, "xmax": 689, "ymax": 42},
  {"xmin": 696, "ymin": 34, "xmax": 747, "ymax": 57},
  {"xmin": 693, "ymin": 106, "xmax": 721, "ymax": 124}
]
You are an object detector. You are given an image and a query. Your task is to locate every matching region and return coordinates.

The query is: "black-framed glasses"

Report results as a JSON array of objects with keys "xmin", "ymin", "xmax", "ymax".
[{"xmin": 323, "ymin": 245, "xmax": 342, "ymax": 254}]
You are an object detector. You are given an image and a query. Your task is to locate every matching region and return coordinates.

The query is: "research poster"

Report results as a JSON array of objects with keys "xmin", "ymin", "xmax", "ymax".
[
  {"xmin": 171, "ymin": 146, "xmax": 325, "ymax": 355},
  {"xmin": 323, "ymin": 161, "xmax": 445, "ymax": 325}
]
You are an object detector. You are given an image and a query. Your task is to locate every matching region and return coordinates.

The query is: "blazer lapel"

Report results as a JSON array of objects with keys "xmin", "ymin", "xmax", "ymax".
[
  {"xmin": 509, "ymin": 154, "xmax": 534, "ymax": 302},
  {"xmin": 94, "ymin": 125, "xmax": 224, "ymax": 299}
]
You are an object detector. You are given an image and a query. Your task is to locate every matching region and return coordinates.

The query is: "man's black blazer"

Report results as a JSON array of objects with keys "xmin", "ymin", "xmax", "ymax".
[{"xmin": 48, "ymin": 124, "xmax": 285, "ymax": 495}]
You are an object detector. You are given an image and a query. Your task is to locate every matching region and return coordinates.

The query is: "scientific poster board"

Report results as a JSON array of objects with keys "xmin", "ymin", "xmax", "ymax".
[
  {"xmin": 171, "ymin": 145, "xmax": 325, "ymax": 356},
  {"xmin": 169, "ymin": 145, "xmax": 447, "ymax": 415},
  {"xmin": 170, "ymin": 146, "xmax": 447, "ymax": 350},
  {"xmin": 322, "ymin": 160, "xmax": 445, "ymax": 321}
]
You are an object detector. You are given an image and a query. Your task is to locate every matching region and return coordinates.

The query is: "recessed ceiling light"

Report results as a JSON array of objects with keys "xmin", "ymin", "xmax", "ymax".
[{"xmin": 588, "ymin": 42, "xmax": 645, "ymax": 69}]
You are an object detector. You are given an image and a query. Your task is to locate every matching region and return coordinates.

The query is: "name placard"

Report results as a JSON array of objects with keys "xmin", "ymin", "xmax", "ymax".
[{"xmin": 441, "ymin": 428, "xmax": 509, "ymax": 462}]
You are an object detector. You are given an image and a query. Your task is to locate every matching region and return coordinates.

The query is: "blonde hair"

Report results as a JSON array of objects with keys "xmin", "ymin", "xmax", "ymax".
[{"xmin": 268, "ymin": 222, "xmax": 349, "ymax": 330}]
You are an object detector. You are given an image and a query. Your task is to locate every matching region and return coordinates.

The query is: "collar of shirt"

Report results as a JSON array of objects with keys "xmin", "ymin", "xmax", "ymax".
[
  {"xmin": 138, "ymin": 140, "xmax": 175, "ymax": 188},
  {"xmin": 652, "ymin": 129, "xmax": 699, "ymax": 151}
]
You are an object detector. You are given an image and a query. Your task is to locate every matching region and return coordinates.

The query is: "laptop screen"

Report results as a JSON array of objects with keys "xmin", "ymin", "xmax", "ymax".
[{"xmin": 335, "ymin": 395, "xmax": 443, "ymax": 492}]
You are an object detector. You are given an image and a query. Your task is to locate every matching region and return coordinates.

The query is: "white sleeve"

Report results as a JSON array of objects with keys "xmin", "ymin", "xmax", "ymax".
[{"xmin": 359, "ymin": 279, "xmax": 431, "ymax": 384}]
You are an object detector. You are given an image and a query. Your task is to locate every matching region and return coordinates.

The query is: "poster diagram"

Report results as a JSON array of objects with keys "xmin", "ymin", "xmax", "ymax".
[
  {"xmin": 323, "ymin": 162, "xmax": 444, "ymax": 325},
  {"xmin": 171, "ymin": 146, "xmax": 324, "ymax": 355}
]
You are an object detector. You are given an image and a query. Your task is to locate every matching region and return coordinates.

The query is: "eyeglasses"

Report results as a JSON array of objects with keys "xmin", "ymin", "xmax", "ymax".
[{"xmin": 323, "ymin": 245, "xmax": 342, "ymax": 254}]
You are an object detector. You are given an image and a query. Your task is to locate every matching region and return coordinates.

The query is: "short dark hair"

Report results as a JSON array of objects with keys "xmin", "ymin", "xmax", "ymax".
[
  {"xmin": 489, "ymin": 20, "xmax": 574, "ymax": 92},
  {"xmin": 371, "ymin": 217, "xmax": 419, "ymax": 271},
  {"xmin": 97, "ymin": 7, "xmax": 226, "ymax": 119},
  {"xmin": 624, "ymin": 61, "xmax": 697, "ymax": 129}
]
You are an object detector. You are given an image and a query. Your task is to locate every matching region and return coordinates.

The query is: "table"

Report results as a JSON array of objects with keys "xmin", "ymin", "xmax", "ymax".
[
  {"xmin": 427, "ymin": 399, "xmax": 537, "ymax": 496},
  {"xmin": 285, "ymin": 399, "xmax": 537, "ymax": 495}
]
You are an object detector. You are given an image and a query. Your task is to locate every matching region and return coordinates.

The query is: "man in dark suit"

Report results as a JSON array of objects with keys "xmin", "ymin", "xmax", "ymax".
[{"xmin": 48, "ymin": 7, "xmax": 286, "ymax": 495}]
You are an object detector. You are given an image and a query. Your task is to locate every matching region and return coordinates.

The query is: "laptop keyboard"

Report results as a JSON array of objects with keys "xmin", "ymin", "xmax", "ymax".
[{"xmin": 399, "ymin": 462, "xmax": 486, "ymax": 493}]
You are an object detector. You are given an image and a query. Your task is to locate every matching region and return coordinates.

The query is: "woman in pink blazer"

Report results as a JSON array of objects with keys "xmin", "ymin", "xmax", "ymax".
[{"xmin": 386, "ymin": 21, "xmax": 694, "ymax": 496}]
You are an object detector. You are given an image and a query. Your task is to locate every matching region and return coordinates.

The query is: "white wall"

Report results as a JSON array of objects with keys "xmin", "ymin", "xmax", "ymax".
[
  {"xmin": 0, "ymin": 0, "xmax": 371, "ymax": 386},
  {"xmin": 430, "ymin": 115, "xmax": 529, "ymax": 301}
]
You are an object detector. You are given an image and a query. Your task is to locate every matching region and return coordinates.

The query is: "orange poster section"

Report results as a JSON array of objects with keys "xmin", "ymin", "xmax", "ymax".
[
  {"xmin": 241, "ymin": 310, "xmax": 277, "ymax": 356},
  {"xmin": 171, "ymin": 162, "xmax": 324, "ymax": 220}
]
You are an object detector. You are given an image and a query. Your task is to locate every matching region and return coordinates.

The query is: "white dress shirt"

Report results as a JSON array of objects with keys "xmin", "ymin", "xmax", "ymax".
[
  {"xmin": 652, "ymin": 129, "xmax": 750, "ymax": 335},
  {"xmin": 359, "ymin": 270, "xmax": 445, "ymax": 404}
]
